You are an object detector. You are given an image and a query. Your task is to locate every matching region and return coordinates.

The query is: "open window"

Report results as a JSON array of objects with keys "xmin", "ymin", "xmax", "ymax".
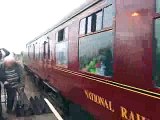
[
  {"xmin": 58, "ymin": 29, "xmax": 64, "ymax": 42},
  {"xmin": 43, "ymin": 41, "xmax": 48, "ymax": 59},
  {"xmin": 47, "ymin": 37, "xmax": 51, "ymax": 60},
  {"xmin": 56, "ymin": 27, "xmax": 69, "ymax": 67},
  {"xmin": 34, "ymin": 42, "xmax": 38, "ymax": 60}
]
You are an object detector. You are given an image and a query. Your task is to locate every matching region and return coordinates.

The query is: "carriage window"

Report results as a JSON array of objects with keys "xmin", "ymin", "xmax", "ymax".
[
  {"xmin": 48, "ymin": 41, "xmax": 50, "ymax": 59},
  {"xmin": 43, "ymin": 42, "xmax": 46, "ymax": 59},
  {"xmin": 103, "ymin": 5, "xmax": 114, "ymax": 28},
  {"xmin": 35, "ymin": 43, "xmax": 38, "ymax": 60},
  {"xmin": 38, "ymin": 43, "xmax": 40, "ymax": 60},
  {"xmin": 46, "ymin": 42, "xmax": 49, "ymax": 59},
  {"xmin": 79, "ymin": 30, "xmax": 113, "ymax": 76},
  {"xmin": 79, "ymin": 18, "xmax": 86, "ymax": 35},
  {"xmin": 43, "ymin": 41, "xmax": 48, "ymax": 59},
  {"xmin": 33, "ymin": 44, "xmax": 35, "ymax": 60},
  {"xmin": 49, "ymin": 39, "xmax": 53, "ymax": 60},
  {"xmin": 156, "ymin": 0, "xmax": 160, "ymax": 13},
  {"xmin": 91, "ymin": 14, "xmax": 96, "ymax": 32},
  {"xmin": 154, "ymin": 18, "xmax": 160, "ymax": 87},
  {"xmin": 56, "ymin": 27, "xmax": 68, "ymax": 67},
  {"xmin": 46, "ymin": 37, "xmax": 51, "ymax": 60}
]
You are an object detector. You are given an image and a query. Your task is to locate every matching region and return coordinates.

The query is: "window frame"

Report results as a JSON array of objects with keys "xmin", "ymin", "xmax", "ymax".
[
  {"xmin": 86, "ymin": 10, "xmax": 103, "ymax": 34},
  {"xmin": 56, "ymin": 27, "xmax": 69, "ymax": 43},
  {"xmin": 79, "ymin": 3, "xmax": 115, "ymax": 37},
  {"xmin": 78, "ymin": 29, "xmax": 114, "ymax": 77}
]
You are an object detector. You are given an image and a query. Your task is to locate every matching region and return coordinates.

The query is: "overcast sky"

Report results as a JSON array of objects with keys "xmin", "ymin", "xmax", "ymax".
[{"xmin": 0, "ymin": 0, "xmax": 86, "ymax": 54}]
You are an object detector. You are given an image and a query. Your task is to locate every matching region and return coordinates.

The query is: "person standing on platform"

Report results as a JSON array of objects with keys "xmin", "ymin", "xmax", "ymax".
[
  {"xmin": 1, "ymin": 56, "xmax": 25, "ymax": 113},
  {"xmin": 0, "ymin": 48, "xmax": 10, "ymax": 119}
]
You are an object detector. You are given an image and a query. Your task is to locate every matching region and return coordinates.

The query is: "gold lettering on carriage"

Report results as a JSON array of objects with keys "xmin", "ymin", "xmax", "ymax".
[
  {"xmin": 84, "ymin": 90, "xmax": 150, "ymax": 120},
  {"xmin": 120, "ymin": 106, "xmax": 150, "ymax": 120},
  {"xmin": 84, "ymin": 90, "xmax": 115, "ymax": 112}
]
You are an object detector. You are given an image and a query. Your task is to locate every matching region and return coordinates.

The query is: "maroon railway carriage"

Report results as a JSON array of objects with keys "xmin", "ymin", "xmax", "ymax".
[{"xmin": 24, "ymin": 0, "xmax": 160, "ymax": 119}]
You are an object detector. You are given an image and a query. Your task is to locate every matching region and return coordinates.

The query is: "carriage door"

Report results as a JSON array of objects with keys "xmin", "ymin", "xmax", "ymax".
[{"xmin": 43, "ymin": 36, "xmax": 51, "ymax": 77}]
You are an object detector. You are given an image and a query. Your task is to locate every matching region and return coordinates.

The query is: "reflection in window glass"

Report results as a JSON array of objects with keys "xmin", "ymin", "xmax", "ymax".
[
  {"xmin": 87, "ymin": 16, "xmax": 92, "ymax": 33},
  {"xmin": 56, "ymin": 41, "xmax": 68, "ymax": 67},
  {"xmin": 79, "ymin": 18, "xmax": 86, "ymax": 35},
  {"xmin": 155, "ymin": 18, "xmax": 160, "ymax": 87},
  {"xmin": 96, "ymin": 11, "xmax": 102, "ymax": 31},
  {"xmin": 156, "ymin": 0, "xmax": 160, "ymax": 13},
  {"xmin": 79, "ymin": 30, "xmax": 113, "ymax": 76},
  {"xmin": 103, "ymin": 5, "xmax": 114, "ymax": 28}
]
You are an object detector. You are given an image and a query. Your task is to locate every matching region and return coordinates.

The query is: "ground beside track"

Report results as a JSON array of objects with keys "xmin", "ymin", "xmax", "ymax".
[{"xmin": 1, "ymin": 73, "xmax": 61, "ymax": 120}]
